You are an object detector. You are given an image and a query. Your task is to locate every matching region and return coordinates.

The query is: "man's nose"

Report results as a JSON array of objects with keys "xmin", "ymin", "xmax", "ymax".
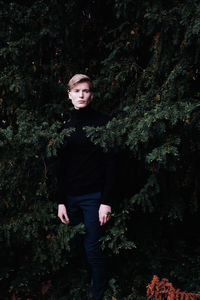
[{"xmin": 79, "ymin": 91, "xmax": 84, "ymax": 97}]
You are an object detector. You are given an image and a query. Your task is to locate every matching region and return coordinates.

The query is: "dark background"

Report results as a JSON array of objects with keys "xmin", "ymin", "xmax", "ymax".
[{"xmin": 0, "ymin": 0, "xmax": 200, "ymax": 299}]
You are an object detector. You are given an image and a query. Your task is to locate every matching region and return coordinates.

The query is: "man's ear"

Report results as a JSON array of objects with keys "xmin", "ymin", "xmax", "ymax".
[{"xmin": 68, "ymin": 90, "xmax": 71, "ymax": 100}]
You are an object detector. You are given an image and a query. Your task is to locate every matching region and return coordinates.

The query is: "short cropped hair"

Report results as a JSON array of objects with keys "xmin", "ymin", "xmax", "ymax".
[{"xmin": 68, "ymin": 74, "xmax": 92, "ymax": 90}]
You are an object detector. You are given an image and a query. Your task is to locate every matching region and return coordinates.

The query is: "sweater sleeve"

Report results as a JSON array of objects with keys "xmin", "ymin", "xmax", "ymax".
[
  {"xmin": 101, "ymin": 149, "xmax": 117, "ymax": 206},
  {"xmin": 55, "ymin": 148, "xmax": 66, "ymax": 205},
  {"xmin": 55, "ymin": 132, "xmax": 70, "ymax": 205}
]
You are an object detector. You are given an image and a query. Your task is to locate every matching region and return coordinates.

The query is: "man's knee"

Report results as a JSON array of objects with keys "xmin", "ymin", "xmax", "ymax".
[{"xmin": 85, "ymin": 245, "xmax": 104, "ymax": 264}]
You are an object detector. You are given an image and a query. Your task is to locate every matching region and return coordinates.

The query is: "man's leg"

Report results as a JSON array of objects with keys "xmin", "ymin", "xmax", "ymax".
[
  {"xmin": 80, "ymin": 193, "xmax": 108, "ymax": 300},
  {"xmin": 67, "ymin": 196, "xmax": 86, "ymax": 263}
]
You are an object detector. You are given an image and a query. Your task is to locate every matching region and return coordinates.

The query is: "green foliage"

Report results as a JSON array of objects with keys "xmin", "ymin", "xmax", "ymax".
[{"xmin": 1, "ymin": 0, "xmax": 200, "ymax": 299}]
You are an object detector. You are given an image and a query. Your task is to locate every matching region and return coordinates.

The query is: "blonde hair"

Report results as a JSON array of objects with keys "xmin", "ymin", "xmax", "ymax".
[{"xmin": 68, "ymin": 74, "xmax": 92, "ymax": 90}]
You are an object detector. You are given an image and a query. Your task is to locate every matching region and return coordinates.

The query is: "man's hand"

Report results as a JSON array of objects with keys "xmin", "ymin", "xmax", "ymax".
[
  {"xmin": 58, "ymin": 204, "xmax": 70, "ymax": 224},
  {"xmin": 99, "ymin": 204, "xmax": 111, "ymax": 226}
]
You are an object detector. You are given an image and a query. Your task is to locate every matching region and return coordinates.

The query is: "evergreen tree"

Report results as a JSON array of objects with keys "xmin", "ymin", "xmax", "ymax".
[{"xmin": 0, "ymin": 0, "xmax": 200, "ymax": 299}]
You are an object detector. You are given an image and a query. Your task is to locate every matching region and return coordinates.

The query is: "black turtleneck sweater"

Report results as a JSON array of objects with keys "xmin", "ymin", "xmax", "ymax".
[{"xmin": 56, "ymin": 106, "xmax": 116, "ymax": 206}]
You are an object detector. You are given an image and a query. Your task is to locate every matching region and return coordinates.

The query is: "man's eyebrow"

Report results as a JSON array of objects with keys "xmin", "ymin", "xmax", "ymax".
[{"xmin": 73, "ymin": 88, "xmax": 90, "ymax": 91}]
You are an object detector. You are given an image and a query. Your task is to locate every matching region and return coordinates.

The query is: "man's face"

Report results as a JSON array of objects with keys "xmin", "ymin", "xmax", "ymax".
[{"xmin": 68, "ymin": 81, "xmax": 93, "ymax": 110}]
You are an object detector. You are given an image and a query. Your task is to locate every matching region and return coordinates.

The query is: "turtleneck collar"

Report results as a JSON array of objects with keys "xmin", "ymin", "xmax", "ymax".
[{"xmin": 72, "ymin": 105, "xmax": 93, "ymax": 121}]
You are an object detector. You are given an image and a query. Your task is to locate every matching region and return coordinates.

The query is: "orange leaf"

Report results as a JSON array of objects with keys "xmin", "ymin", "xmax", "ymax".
[{"xmin": 41, "ymin": 280, "xmax": 51, "ymax": 295}]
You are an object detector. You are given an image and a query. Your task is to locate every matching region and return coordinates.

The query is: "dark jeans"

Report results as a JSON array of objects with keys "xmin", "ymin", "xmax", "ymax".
[{"xmin": 67, "ymin": 192, "xmax": 107, "ymax": 300}]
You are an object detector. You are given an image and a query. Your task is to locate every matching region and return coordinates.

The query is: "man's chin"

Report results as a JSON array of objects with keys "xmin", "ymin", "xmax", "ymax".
[
  {"xmin": 75, "ymin": 104, "xmax": 88, "ymax": 109},
  {"xmin": 78, "ymin": 103, "xmax": 88, "ymax": 107}
]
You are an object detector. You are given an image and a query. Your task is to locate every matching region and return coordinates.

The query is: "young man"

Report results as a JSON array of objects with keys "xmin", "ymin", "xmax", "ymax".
[{"xmin": 57, "ymin": 74, "xmax": 116, "ymax": 300}]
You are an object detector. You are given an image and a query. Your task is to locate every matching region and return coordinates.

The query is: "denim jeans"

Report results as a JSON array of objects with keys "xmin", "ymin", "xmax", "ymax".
[{"xmin": 67, "ymin": 192, "xmax": 107, "ymax": 300}]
